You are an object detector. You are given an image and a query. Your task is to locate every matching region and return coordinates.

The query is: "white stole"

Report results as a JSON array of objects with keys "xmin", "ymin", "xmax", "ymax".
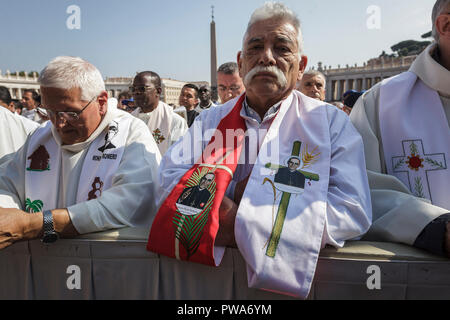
[
  {"xmin": 134, "ymin": 102, "xmax": 173, "ymax": 154},
  {"xmin": 380, "ymin": 71, "xmax": 450, "ymax": 210},
  {"xmin": 235, "ymin": 93, "xmax": 331, "ymax": 299},
  {"xmin": 25, "ymin": 117, "xmax": 131, "ymax": 213}
]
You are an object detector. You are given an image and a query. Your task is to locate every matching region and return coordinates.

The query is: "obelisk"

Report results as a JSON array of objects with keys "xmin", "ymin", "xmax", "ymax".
[{"xmin": 210, "ymin": 6, "xmax": 218, "ymax": 102}]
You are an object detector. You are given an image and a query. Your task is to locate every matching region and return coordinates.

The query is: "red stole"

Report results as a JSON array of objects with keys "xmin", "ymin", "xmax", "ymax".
[{"xmin": 147, "ymin": 96, "xmax": 246, "ymax": 266}]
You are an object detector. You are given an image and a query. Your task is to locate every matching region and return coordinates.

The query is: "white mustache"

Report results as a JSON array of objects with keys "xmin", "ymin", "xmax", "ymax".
[{"xmin": 244, "ymin": 66, "xmax": 287, "ymax": 88}]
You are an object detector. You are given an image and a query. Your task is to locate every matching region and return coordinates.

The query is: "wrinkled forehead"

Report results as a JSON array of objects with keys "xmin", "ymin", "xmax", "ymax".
[
  {"xmin": 218, "ymin": 72, "xmax": 242, "ymax": 84},
  {"xmin": 303, "ymin": 74, "xmax": 325, "ymax": 84},
  {"xmin": 243, "ymin": 18, "xmax": 299, "ymax": 48},
  {"xmin": 41, "ymin": 86, "xmax": 82, "ymax": 102}
]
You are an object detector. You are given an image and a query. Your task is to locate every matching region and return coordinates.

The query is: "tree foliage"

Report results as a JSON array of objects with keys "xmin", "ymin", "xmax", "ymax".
[{"xmin": 390, "ymin": 40, "xmax": 431, "ymax": 57}]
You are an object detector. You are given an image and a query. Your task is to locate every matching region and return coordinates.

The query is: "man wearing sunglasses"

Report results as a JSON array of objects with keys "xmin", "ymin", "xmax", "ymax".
[
  {"xmin": 350, "ymin": 0, "xmax": 450, "ymax": 258},
  {"xmin": 131, "ymin": 71, "xmax": 188, "ymax": 155},
  {"xmin": 0, "ymin": 56, "xmax": 161, "ymax": 249}
]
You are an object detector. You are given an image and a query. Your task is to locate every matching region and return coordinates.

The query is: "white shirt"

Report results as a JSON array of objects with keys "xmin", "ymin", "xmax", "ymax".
[{"xmin": 195, "ymin": 102, "xmax": 217, "ymax": 113}]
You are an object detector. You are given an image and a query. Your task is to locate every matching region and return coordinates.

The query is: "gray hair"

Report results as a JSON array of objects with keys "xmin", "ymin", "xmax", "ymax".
[
  {"xmin": 243, "ymin": 2, "xmax": 304, "ymax": 56},
  {"xmin": 432, "ymin": 0, "xmax": 450, "ymax": 42},
  {"xmin": 218, "ymin": 62, "xmax": 239, "ymax": 75},
  {"xmin": 303, "ymin": 70, "xmax": 326, "ymax": 88},
  {"xmin": 39, "ymin": 56, "xmax": 105, "ymax": 101},
  {"xmin": 304, "ymin": 70, "xmax": 326, "ymax": 80}
]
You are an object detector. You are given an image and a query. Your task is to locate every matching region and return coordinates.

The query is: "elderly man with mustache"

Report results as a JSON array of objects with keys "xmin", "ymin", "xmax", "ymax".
[{"xmin": 147, "ymin": 2, "xmax": 371, "ymax": 299}]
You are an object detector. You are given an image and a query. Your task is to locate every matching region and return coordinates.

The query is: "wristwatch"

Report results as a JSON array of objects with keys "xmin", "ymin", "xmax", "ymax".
[{"xmin": 42, "ymin": 210, "xmax": 59, "ymax": 244}]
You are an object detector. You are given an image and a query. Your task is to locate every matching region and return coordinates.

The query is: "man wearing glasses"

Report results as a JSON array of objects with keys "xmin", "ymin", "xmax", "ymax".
[
  {"xmin": 350, "ymin": 0, "xmax": 450, "ymax": 258},
  {"xmin": 131, "ymin": 71, "xmax": 188, "ymax": 155},
  {"xmin": 217, "ymin": 62, "xmax": 245, "ymax": 104},
  {"xmin": 0, "ymin": 56, "xmax": 161, "ymax": 249}
]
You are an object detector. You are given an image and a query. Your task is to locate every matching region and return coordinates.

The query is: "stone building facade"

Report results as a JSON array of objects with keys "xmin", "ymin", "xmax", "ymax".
[
  {"xmin": 0, "ymin": 71, "xmax": 205, "ymax": 107},
  {"xmin": 320, "ymin": 55, "xmax": 417, "ymax": 102},
  {"xmin": 0, "ymin": 70, "xmax": 40, "ymax": 100}
]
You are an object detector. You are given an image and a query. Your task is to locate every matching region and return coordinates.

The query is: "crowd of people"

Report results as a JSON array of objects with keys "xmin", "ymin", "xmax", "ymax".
[{"xmin": 0, "ymin": 0, "xmax": 448, "ymax": 299}]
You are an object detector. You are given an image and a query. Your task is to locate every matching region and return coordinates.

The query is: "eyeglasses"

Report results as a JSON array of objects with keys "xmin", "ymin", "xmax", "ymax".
[
  {"xmin": 218, "ymin": 85, "xmax": 242, "ymax": 93},
  {"xmin": 129, "ymin": 86, "xmax": 156, "ymax": 94},
  {"xmin": 44, "ymin": 96, "xmax": 97, "ymax": 122}
]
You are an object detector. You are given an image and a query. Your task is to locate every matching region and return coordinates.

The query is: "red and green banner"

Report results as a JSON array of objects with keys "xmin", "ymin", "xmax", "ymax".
[{"xmin": 147, "ymin": 96, "xmax": 246, "ymax": 266}]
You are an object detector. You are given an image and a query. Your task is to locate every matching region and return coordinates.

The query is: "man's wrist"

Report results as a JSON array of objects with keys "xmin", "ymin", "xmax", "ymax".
[
  {"xmin": 52, "ymin": 208, "xmax": 79, "ymax": 237},
  {"xmin": 217, "ymin": 197, "xmax": 238, "ymax": 247},
  {"xmin": 22, "ymin": 211, "xmax": 44, "ymax": 240}
]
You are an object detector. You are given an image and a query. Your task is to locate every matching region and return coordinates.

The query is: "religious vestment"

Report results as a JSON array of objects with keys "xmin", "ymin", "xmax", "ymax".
[
  {"xmin": 195, "ymin": 102, "xmax": 217, "ymax": 114},
  {"xmin": 350, "ymin": 43, "xmax": 450, "ymax": 252},
  {"xmin": 132, "ymin": 101, "xmax": 188, "ymax": 155},
  {"xmin": 21, "ymin": 108, "xmax": 45, "ymax": 124},
  {"xmin": 0, "ymin": 103, "xmax": 161, "ymax": 235},
  {"xmin": 0, "ymin": 107, "xmax": 39, "ymax": 165},
  {"xmin": 148, "ymin": 91, "xmax": 372, "ymax": 298}
]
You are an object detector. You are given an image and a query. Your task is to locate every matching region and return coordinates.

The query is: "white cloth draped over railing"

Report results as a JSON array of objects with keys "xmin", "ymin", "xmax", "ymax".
[{"xmin": 0, "ymin": 228, "xmax": 449, "ymax": 300}]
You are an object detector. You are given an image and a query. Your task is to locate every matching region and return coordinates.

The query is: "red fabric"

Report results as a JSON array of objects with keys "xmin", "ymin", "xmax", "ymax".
[{"xmin": 147, "ymin": 96, "xmax": 246, "ymax": 266}]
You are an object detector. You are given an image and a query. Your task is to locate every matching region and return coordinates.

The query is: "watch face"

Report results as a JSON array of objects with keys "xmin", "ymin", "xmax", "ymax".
[{"xmin": 42, "ymin": 233, "xmax": 58, "ymax": 244}]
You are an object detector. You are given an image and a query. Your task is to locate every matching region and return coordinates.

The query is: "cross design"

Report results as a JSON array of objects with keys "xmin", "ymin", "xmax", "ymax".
[
  {"xmin": 264, "ymin": 141, "xmax": 320, "ymax": 258},
  {"xmin": 152, "ymin": 128, "xmax": 166, "ymax": 145},
  {"xmin": 392, "ymin": 140, "xmax": 447, "ymax": 201}
]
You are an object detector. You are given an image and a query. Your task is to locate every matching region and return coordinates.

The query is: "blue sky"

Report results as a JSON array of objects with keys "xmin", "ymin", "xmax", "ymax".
[{"xmin": 1, "ymin": 0, "xmax": 434, "ymax": 81}]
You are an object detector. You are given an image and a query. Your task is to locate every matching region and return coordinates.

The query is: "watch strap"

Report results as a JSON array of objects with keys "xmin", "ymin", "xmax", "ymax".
[{"xmin": 42, "ymin": 210, "xmax": 55, "ymax": 234}]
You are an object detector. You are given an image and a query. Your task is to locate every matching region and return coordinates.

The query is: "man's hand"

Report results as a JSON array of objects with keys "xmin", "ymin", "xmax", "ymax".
[
  {"xmin": 445, "ymin": 222, "xmax": 450, "ymax": 258},
  {"xmin": 0, "ymin": 208, "xmax": 42, "ymax": 250},
  {"xmin": 216, "ymin": 196, "xmax": 238, "ymax": 248}
]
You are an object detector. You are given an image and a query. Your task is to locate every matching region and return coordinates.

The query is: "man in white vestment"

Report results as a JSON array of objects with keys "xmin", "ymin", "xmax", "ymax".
[
  {"xmin": 0, "ymin": 56, "xmax": 161, "ymax": 249},
  {"xmin": 350, "ymin": 0, "xmax": 450, "ymax": 258},
  {"xmin": 195, "ymin": 85, "xmax": 217, "ymax": 113},
  {"xmin": 0, "ymin": 87, "xmax": 39, "ymax": 165},
  {"xmin": 131, "ymin": 71, "xmax": 188, "ymax": 155},
  {"xmin": 152, "ymin": 2, "xmax": 371, "ymax": 298}
]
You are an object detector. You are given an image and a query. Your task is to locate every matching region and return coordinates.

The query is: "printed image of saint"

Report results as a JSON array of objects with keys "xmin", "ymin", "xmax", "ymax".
[
  {"xmin": 274, "ymin": 157, "xmax": 306, "ymax": 189},
  {"xmin": 177, "ymin": 172, "xmax": 215, "ymax": 210},
  {"xmin": 98, "ymin": 122, "xmax": 119, "ymax": 153}
]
